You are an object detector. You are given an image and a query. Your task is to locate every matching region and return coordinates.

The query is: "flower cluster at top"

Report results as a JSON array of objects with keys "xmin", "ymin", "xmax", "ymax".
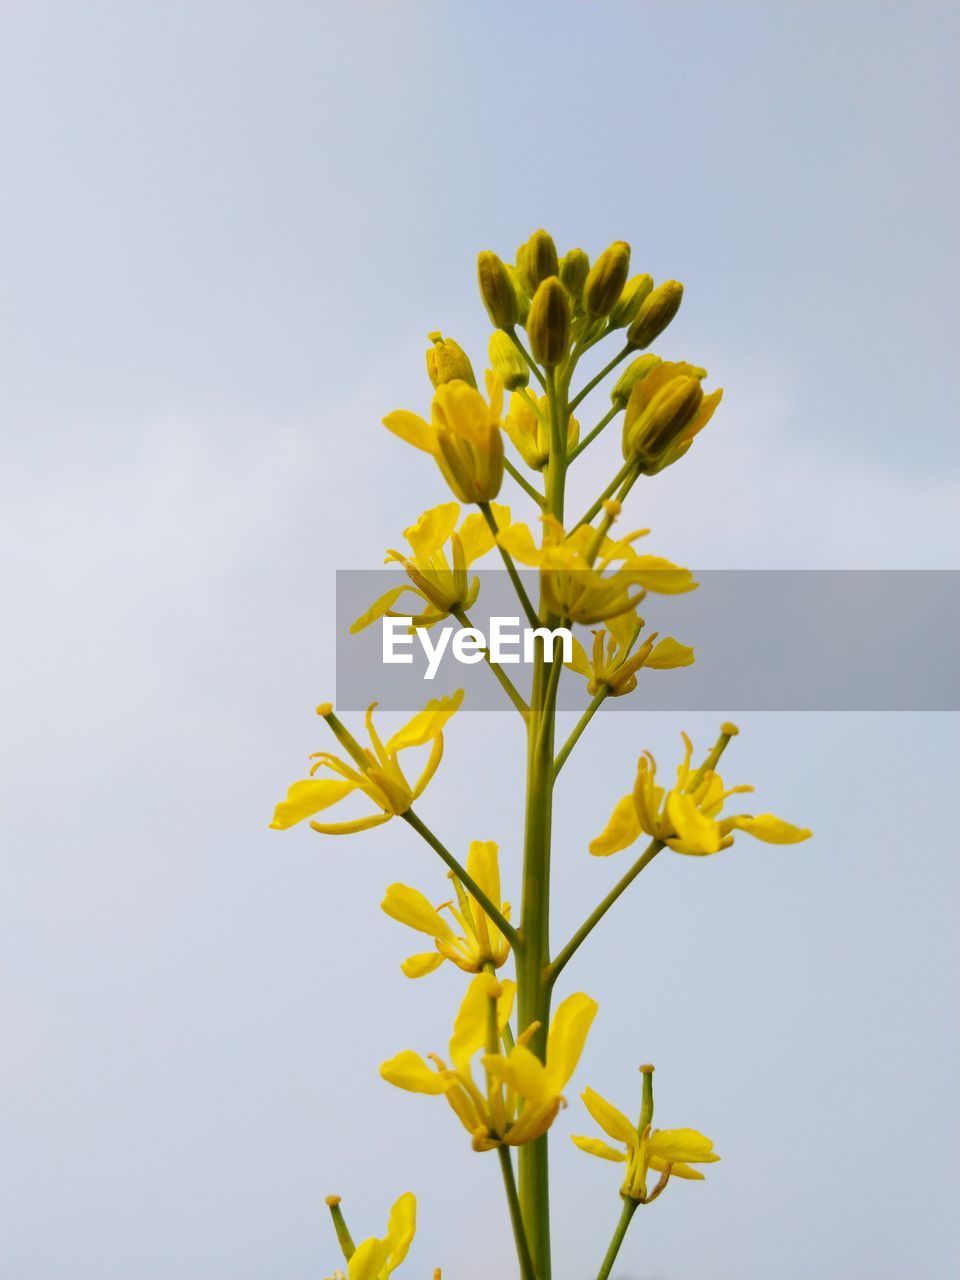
[{"xmin": 268, "ymin": 229, "xmax": 812, "ymax": 1279}]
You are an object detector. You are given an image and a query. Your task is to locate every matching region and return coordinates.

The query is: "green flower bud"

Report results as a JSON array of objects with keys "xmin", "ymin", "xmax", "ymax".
[
  {"xmin": 609, "ymin": 273, "xmax": 654, "ymax": 328},
  {"xmin": 610, "ymin": 354, "xmax": 661, "ymax": 408},
  {"xmin": 477, "ymin": 251, "xmax": 518, "ymax": 330},
  {"xmin": 626, "ymin": 376, "xmax": 703, "ymax": 461},
  {"xmin": 559, "ymin": 249, "xmax": 590, "ymax": 304},
  {"xmin": 527, "ymin": 277, "xmax": 570, "ymax": 368},
  {"xmin": 518, "ymin": 229, "xmax": 559, "ymax": 293},
  {"xmin": 506, "ymin": 265, "xmax": 531, "ymax": 326},
  {"xmin": 626, "ymin": 280, "xmax": 684, "ymax": 349},
  {"xmin": 582, "ymin": 241, "xmax": 631, "ymax": 318},
  {"xmin": 488, "ymin": 330, "xmax": 529, "ymax": 391},
  {"xmin": 426, "ymin": 332, "xmax": 477, "ymax": 389}
]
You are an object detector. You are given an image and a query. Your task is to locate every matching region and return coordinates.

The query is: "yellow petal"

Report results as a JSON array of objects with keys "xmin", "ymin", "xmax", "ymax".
[
  {"xmin": 458, "ymin": 509, "xmax": 502, "ymax": 565},
  {"xmin": 449, "ymin": 972, "xmax": 497, "ymax": 1072},
  {"xmin": 648, "ymin": 1155, "xmax": 705, "ymax": 1179},
  {"xmin": 589, "ymin": 793, "xmax": 641, "ymax": 856},
  {"xmin": 571, "ymin": 1134, "xmax": 628, "ymax": 1163},
  {"xmin": 383, "ymin": 409, "xmax": 437, "ymax": 453},
  {"xmin": 666, "ymin": 791, "xmax": 722, "ymax": 855},
  {"xmin": 565, "ymin": 635, "xmax": 593, "ymax": 679},
  {"xmin": 628, "ymin": 556, "xmax": 696, "ymax": 594},
  {"xmin": 581, "ymin": 1086, "xmax": 638, "ymax": 1147},
  {"xmin": 384, "ymin": 1191, "xmax": 417, "ymax": 1269},
  {"xmin": 400, "ymin": 952, "xmax": 446, "ymax": 978},
  {"xmin": 644, "ymin": 637, "xmax": 695, "ymax": 668},
  {"xmin": 405, "ymin": 503, "xmax": 460, "ymax": 559},
  {"xmin": 381, "ymin": 883, "xmax": 457, "ymax": 942},
  {"xmin": 496, "ymin": 522, "xmax": 543, "ymax": 566},
  {"xmin": 466, "ymin": 840, "xmax": 502, "ymax": 912},
  {"xmin": 733, "ymin": 814, "xmax": 812, "ymax": 844},
  {"xmin": 350, "ymin": 586, "xmax": 412, "ymax": 635},
  {"xmin": 387, "ymin": 689, "xmax": 464, "ymax": 753},
  {"xmin": 484, "ymin": 1043, "xmax": 548, "ymax": 1102},
  {"xmin": 648, "ymin": 1128, "xmax": 719, "ymax": 1164},
  {"xmin": 380, "ymin": 1051, "xmax": 448, "ymax": 1095},
  {"xmin": 348, "ymin": 1237, "xmax": 387, "ymax": 1280},
  {"xmin": 545, "ymin": 992, "xmax": 597, "ymax": 1094},
  {"xmin": 269, "ymin": 778, "xmax": 355, "ymax": 830},
  {"xmin": 310, "ymin": 811, "xmax": 392, "ymax": 835}
]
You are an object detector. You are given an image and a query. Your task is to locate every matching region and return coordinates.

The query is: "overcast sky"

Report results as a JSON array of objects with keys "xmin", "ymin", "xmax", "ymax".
[{"xmin": 2, "ymin": 3, "xmax": 959, "ymax": 1278}]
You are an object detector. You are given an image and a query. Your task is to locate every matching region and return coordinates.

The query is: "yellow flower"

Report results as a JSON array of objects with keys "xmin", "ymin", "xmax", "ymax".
[
  {"xmin": 270, "ymin": 694, "xmax": 463, "ymax": 836},
  {"xmin": 622, "ymin": 360, "xmax": 722, "ymax": 472},
  {"xmin": 503, "ymin": 392, "xmax": 579, "ymax": 471},
  {"xmin": 566, "ymin": 609, "xmax": 694, "ymax": 697},
  {"xmin": 380, "ymin": 973, "xmax": 597, "ymax": 1152},
  {"xmin": 383, "ymin": 372, "xmax": 504, "ymax": 503},
  {"xmin": 330, "ymin": 1192, "xmax": 417, "ymax": 1280},
  {"xmin": 572, "ymin": 1067, "xmax": 719, "ymax": 1202},
  {"xmin": 590, "ymin": 728, "xmax": 811, "ymax": 856},
  {"xmin": 382, "ymin": 841, "xmax": 512, "ymax": 978},
  {"xmin": 496, "ymin": 515, "xmax": 694, "ymax": 625},
  {"xmin": 351, "ymin": 502, "xmax": 510, "ymax": 633}
]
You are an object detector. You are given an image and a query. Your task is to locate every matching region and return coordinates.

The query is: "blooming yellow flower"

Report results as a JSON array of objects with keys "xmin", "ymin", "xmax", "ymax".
[
  {"xmin": 383, "ymin": 372, "xmax": 504, "ymax": 503},
  {"xmin": 327, "ymin": 1192, "xmax": 417, "ymax": 1280},
  {"xmin": 270, "ymin": 694, "xmax": 463, "ymax": 836},
  {"xmin": 382, "ymin": 840, "xmax": 512, "ymax": 978},
  {"xmin": 503, "ymin": 391, "xmax": 579, "ymax": 471},
  {"xmin": 590, "ymin": 728, "xmax": 811, "ymax": 856},
  {"xmin": 566, "ymin": 609, "xmax": 694, "ymax": 697},
  {"xmin": 496, "ymin": 514, "xmax": 694, "ymax": 625},
  {"xmin": 572, "ymin": 1069, "xmax": 719, "ymax": 1202},
  {"xmin": 351, "ymin": 502, "xmax": 509, "ymax": 634},
  {"xmin": 380, "ymin": 973, "xmax": 597, "ymax": 1152},
  {"xmin": 622, "ymin": 360, "xmax": 722, "ymax": 472}
]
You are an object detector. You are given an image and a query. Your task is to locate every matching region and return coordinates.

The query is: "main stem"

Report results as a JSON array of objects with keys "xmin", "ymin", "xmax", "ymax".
[{"xmin": 516, "ymin": 364, "xmax": 568, "ymax": 1280}]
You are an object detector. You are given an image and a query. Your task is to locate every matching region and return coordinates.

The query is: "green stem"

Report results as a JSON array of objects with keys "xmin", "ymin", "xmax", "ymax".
[
  {"xmin": 596, "ymin": 1198, "xmax": 638, "ymax": 1280},
  {"xmin": 570, "ymin": 457, "xmax": 635, "ymax": 532},
  {"xmin": 569, "ymin": 343, "xmax": 631, "ymax": 412},
  {"xmin": 479, "ymin": 501, "xmax": 541, "ymax": 630},
  {"xmin": 402, "ymin": 809, "xmax": 521, "ymax": 950},
  {"xmin": 504, "ymin": 456, "xmax": 546, "ymax": 507},
  {"xmin": 547, "ymin": 839, "xmax": 664, "ymax": 986},
  {"xmin": 585, "ymin": 463, "xmax": 641, "ymax": 565},
  {"xmin": 498, "ymin": 1146, "xmax": 539, "ymax": 1280},
  {"xmin": 553, "ymin": 688, "xmax": 608, "ymax": 779},
  {"xmin": 568, "ymin": 404, "xmax": 620, "ymax": 463},
  {"xmin": 325, "ymin": 1197, "xmax": 356, "ymax": 1262},
  {"xmin": 451, "ymin": 606, "xmax": 529, "ymax": 719}
]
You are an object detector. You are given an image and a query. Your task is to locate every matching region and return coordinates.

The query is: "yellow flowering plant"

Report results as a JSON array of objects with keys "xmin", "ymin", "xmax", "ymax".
[{"xmin": 271, "ymin": 229, "xmax": 811, "ymax": 1279}]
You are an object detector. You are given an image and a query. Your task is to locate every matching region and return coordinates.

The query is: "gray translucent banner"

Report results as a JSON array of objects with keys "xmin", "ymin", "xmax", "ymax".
[{"xmin": 334, "ymin": 570, "xmax": 960, "ymax": 711}]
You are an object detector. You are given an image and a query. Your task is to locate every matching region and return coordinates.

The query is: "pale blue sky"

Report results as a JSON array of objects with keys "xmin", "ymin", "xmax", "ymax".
[{"xmin": 1, "ymin": 3, "xmax": 958, "ymax": 1278}]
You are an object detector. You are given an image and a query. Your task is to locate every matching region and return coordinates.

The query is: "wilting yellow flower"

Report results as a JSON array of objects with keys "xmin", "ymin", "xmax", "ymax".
[
  {"xmin": 566, "ymin": 609, "xmax": 694, "ymax": 697},
  {"xmin": 270, "ymin": 693, "xmax": 463, "ymax": 835},
  {"xmin": 382, "ymin": 841, "xmax": 512, "ymax": 978},
  {"xmin": 623, "ymin": 360, "xmax": 722, "ymax": 471},
  {"xmin": 572, "ymin": 1068, "xmax": 719, "ymax": 1202},
  {"xmin": 381, "ymin": 973, "xmax": 597, "ymax": 1152},
  {"xmin": 590, "ymin": 728, "xmax": 811, "ymax": 856},
  {"xmin": 503, "ymin": 392, "xmax": 579, "ymax": 471},
  {"xmin": 328, "ymin": 1192, "xmax": 417, "ymax": 1280},
  {"xmin": 383, "ymin": 372, "xmax": 504, "ymax": 503},
  {"xmin": 497, "ymin": 514, "xmax": 694, "ymax": 625},
  {"xmin": 351, "ymin": 502, "xmax": 509, "ymax": 633}
]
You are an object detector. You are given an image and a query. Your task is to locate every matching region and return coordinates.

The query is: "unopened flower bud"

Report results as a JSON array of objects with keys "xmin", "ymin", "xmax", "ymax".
[
  {"xmin": 488, "ymin": 330, "xmax": 529, "ymax": 391},
  {"xmin": 626, "ymin": 375, "xmax": 703, "ymax": 461},
  {"xmin": 527, "ymin": 277, "xmax": 570, "ymax": 367},
  {"xmin": 518, "ymin": 229, "xmax": 559, "ymax": 292},
  {"xmin": 477, "ymin": 251, "xmax": 518, "ymax": 329},
  {"xmin": 627, "ymin": 280, "xmax": 684, "ymax": 349},
  {"xmin": 560, "ymin": 248, "xmax": 590, "ymax": 304},
  {"xmin": 426, "ymin": 332, "xmax": 477, "ymax": 389},
  {"xmin": 583, "ymin": 241, "xmax": 631, "ymax": 318},
  {"xmin": 609, "ymin": 273, "xmax": 653, "ymax": 328},
  {"xmin": 506, "ymin": 265, "xmax": 531, "ymax": 325},
  {"xmin": 611, "ymin": 354, "xmax": 661, "ymax": 408}
]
